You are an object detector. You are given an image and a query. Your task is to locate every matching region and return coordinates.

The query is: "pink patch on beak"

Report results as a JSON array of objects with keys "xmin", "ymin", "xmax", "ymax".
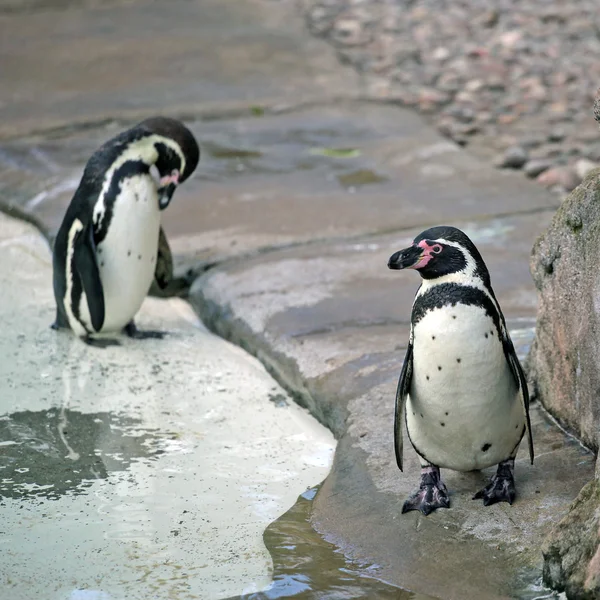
[
  {"xmin": 159, "ymin": 170, "xmax": 179, "ymax": 187},
  {"xmin": 411, "ymin": 254, "xmax": 433, "ymax": 269},
  {"xmin": 411, "ymin": 240, "xmax": 439, "ymax": 269}
]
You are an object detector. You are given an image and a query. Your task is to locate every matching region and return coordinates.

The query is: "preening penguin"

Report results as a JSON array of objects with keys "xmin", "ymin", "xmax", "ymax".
[
  {"xmin": 52, "ymin": 117, "xmax": 199, "ymax": 343},
  {"xmin": 388, "ymin": 226, "xmax": 534, "ymax": 515}
]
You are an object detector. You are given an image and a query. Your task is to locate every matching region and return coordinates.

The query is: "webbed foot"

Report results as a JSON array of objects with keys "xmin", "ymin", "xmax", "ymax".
[
  {"xmin": 123, "ymin": 320, "xmax": 165, "ymax": 340},
  {"xmin": 473, "ymin": 459, "xmax": 516, "ymax": 506},
  {"xmin": 402, "ymin": 466, "xmax": 450, "ymax": 515},
  {"xmin": 83, "ymin": 335, "xmax": 121, "ymax": 348}
]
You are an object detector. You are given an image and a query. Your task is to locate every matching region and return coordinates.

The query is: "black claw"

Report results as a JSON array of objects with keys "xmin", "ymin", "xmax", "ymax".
[
  {"xmin": 123, "ymin": 321, "xmax": 166, "ymax": 340},
  {"xmin": 403, "ymin": 467, "xmax": 450, "ymax": 516},
  {"xmin": 83, "ymin": 335, "xmax": 121, "ymax": 348},
  {"xmin": 474, "ymin": 460, "xmax": 516, "ymax": 507}
]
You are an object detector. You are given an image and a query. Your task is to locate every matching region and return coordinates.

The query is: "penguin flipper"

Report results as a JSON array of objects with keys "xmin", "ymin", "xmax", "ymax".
[
  {"xmin": 394, "ymin": 341, "xmax": 413, "ymax": 472},
  {"xmin": 504, "ymin": 339, "xmax": 534, "ymax": 465},
  {"xmin": 73, "ymin": 220, "xmax": 105, "ymax": 333},
  {"xmin": 154, "ymin": 226, "xmax": 173, "ymax": 290}
]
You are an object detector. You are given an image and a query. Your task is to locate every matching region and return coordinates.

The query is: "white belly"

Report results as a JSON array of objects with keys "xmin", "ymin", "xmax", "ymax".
[
  {"xmin": 94, "ymin": 175, "xmax": 160, "ymax": 333},
  {"xmin": 406, "ymin": 303, "xmax": 525, "ymax": 471}
]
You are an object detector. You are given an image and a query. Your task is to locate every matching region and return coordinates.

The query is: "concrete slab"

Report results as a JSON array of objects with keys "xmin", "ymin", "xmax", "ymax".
[
  {"xmin": 0, "ymin": 0, "xmax": 582, "ymax": 596},
  {"xmin": 0, "ymin": 0, "xmax": 359, "ymax": 138},
  {"xmin": 0, "ymin": 213, "xmax": 335, "ymax": 600},
  {"xmin": 190, "ymin": 212, "xmax": 595, "ymax": 599},
  {"xmin": 0, "ymin": 103, "xmax": 559, "ymax": 277}
]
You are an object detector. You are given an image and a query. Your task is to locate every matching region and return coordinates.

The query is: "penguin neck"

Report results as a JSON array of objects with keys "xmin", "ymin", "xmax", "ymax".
[
  {"xmin": 418, "ymin": 270, "xmax": 486, "ymax": 294},
  {"xmin": 125, "ymin": 137, "xmax": 160, "ymax": 165},
  {"xmin": 120, "ymin": 134, "xmax": 186, "ymax": 175}
]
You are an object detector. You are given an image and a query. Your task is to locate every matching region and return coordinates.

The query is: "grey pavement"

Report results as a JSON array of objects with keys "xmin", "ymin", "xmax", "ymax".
[
  {"xmin": 0, "ymin": 0, "xmax": 594, "ymax": 599},
  {"xmin": 0, "ymin": 213, "xmax": 334, "ymax": 600}
]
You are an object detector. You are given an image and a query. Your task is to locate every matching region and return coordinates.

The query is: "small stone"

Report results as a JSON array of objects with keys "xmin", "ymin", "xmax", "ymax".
[
  {"xmin": 497, "ymin": 114, "xmax": 518, "ymax": 125},
  {"xmin": 448, "ymin": 106, "xmax": 475, "ymax": 123},
  {"xmin": 537, "ymin": 166, "xmax": 581, "ymax": 192},
  {"xmin": 575, "ymin": 159, "xmax": 600, "ymax": 180},
  {"xmin": 548, "ymin": 128, "xmax": 566, "ymax": 143},
  {"xmin": 331, "ymin": 16, "xmax": 370, "ymax": 47},
  {"xmin": 499, "ymin": 30, "xmax": 522, "ymax": 49},
  {"xmin": 476, "ymin": 10, "xmax": 499, "ymax": 28},
  {"xmin": 496, "ymin": 146, "xmax": 528, "ymax": 169},
  {"xmin": 486, "ymin": 75, "xmax": 506, "ymax": 92},
  {"xmin": 583, "ymin": 143, "xmax": 600, "ymax": 162},
  {"xmin": 524, "ymin": 159, "xmax": 553, "ymax": 178},
  {"xmin": 431, "ymin": 47, "xmax": 450, "ymax": 61},
  {"xmin": 418, "ymin": 87, "xmax": 450, "ymax": 112},
  {"xmin": 465, "ymin": 79, "xmax": 484, "ymax": 93},
  {"xmin": 519, "ymin": 134, "xmax": 546, "ymax": 149}
]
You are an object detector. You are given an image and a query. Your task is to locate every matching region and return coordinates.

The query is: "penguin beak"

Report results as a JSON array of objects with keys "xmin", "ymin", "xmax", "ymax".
[
  {"xmin": 158, "ymin": 183, "xmax": 177, "ymax": 210},
  {"xmin": 157, "ymin": 170, "xmax": 180, "ymax": 210},
  {"xmin": 388, "ymin": 245, "xmax": 427, "ymax": 270}
]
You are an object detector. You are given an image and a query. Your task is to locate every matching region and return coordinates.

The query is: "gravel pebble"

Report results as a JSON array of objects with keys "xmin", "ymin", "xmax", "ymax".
[
  {"xmin": 524, "ymin": 159, "xmax": 553, "ymax": 178},
  {"xmin": 574, "ymin": 158, "xmax": 600, "ymax": 180},
  {"xmin": 537, "ymin": 166, "xmax": 581, "ymax": 192},
  {"xmin": 496, "ymin": 146, "xmax": 528, "ymax": 169},
  {"xmin": 301, "ymin": 0, "xmax": 600, "ymax": 193}
]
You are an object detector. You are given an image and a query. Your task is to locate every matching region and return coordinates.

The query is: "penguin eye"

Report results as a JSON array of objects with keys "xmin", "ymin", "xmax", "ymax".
[{"xmin": 431, "ymin": 244, "xmax": 443, "ymax": 254}]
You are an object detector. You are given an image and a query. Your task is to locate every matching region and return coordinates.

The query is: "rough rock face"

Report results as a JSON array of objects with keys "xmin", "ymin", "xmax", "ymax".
[
  {"xmin": 529, "ymin": 167, "xmax": 600, "ymax": 452},
  {"xmin": 542, "ymin": 480, "xmax": 600, "ymax": 599},
  {"xmin": 531, "ymin": 168, "xmax": 600, "ymax": 598}
]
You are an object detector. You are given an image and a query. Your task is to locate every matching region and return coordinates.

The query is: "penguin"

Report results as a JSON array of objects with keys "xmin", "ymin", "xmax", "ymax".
[
  {"xmin": 52, "ymin": 117, "xmax": 199, "ymax": 343},
  {"xmin": 387, "ymin": 226, "xmax": 534, "ymax": 515}
]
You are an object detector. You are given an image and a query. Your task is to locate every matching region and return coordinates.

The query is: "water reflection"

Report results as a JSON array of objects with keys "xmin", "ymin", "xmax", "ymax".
[
  {"xmin": 235, "ymin": 486, "xmax": 431, "ymax": 600},
  {"xmin": 0, "ymin": 408, "xmax": 167, "ymax": 500}
]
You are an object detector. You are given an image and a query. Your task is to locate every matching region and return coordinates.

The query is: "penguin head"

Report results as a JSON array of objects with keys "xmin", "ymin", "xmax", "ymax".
[
  {"xmin": 388, "ymin": 226, "xmax": 490, "ymax": 282},
  {"xmin": 137, "ymin": 117, "xmax": 200, "ymax": 209}
]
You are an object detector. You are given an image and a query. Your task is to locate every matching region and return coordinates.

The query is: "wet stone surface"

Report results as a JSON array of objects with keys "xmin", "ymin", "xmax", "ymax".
[
  {"xmin": 191, "ymin": 211, "xmax": 595, "ymax": 599},
  {"xmin": 0, "ymin": 103, "xmax": 558, "ymax": 279},
  {"xmin": 0, "ymin": 408, "xmax": 167, "ymax": 500},
  {"xmin": 0, "ymin": 0, "xmax": 590, "ymax": 597},
  {"xmin": 0, "ymin": 214, "xmax": 335, "ymax": 600}
]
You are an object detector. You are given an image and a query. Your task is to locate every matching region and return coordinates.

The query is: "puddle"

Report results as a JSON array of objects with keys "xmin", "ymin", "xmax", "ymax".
[
  {"xmin": 309, "ymin": 148, "xmax": 361, "ymax": 159},
  {"xmin": 0, "ymin": 408, "xmax": 168, "ymax": 500},
  {"xmin": 206, "ymin": 142, "xmax": 263, "ymax": 160},
  {"xmin": 234, "ymin": 486, "xmax": 431, "ymax": 600},
  {"xmin": 337, "ymin": 169, "xmax": 388, "ymax": 189}
]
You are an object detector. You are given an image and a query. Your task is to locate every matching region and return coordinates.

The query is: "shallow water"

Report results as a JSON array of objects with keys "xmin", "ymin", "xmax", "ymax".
[{"xmin": 235, "ymin": 486, "xmax": 434, "ymax": 600}]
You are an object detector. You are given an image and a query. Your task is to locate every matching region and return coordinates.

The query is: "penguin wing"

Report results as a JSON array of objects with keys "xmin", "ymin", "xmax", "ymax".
[
  {"xmin": 73, "ymin": 218, "xmax": 105, "ymax": 332},
  {"xmin": 394, "ymin": 341, "xmax": 413, "ymax": 472},
  {"xmin": 154, "ymin": 227, "xmax": 173, "ymax": 290},
  {"xmin": 504, "ymin": 338, "xmax": 534, "ymax": 465}
]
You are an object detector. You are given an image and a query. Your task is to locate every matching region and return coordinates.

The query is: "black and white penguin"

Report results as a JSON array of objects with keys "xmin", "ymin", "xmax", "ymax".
[
  {"xmin": 388, "ymin": 226, "xmax": 534, "ymax": 515},
  {"xmin": 52, "ymin": 117, "xmax": 199, "ymax": 343}
]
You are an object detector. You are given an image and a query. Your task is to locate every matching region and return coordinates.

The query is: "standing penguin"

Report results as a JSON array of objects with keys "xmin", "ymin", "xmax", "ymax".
[
  {"xmin": 52, "ymin": 117, "xmax": 199, "ymax": 343},
  {"xmin": 388, "ymin": 226, "xmax": 534, "ymax": 515}
]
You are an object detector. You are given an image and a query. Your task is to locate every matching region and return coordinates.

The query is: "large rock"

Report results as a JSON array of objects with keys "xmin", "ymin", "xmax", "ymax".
[
  {"xmin": 530, "ymin": 168, "xmax": 600, "ymax": 598},
  {"xmin": 542, "ymin": 479, "xmax": 600, "ymax": 599},
  {"xmin": 529, "ymin": 168, "xmax": 600, "ymax": 452}
]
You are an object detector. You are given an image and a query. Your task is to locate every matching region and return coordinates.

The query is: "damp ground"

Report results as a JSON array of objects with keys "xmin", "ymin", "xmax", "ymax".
[
  {"xmin": 0, "ymin": 214, "xmax": 336, "ymax": 600},
  {"xmin": 0, "ymin": 1, "xmax": 594, "ymax": 599}
]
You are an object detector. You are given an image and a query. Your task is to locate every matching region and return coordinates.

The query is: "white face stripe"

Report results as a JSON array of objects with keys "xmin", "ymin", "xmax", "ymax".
[
  {"xmin": 414, "ymin": 237, "xmax": 508, "ymax": 339},
  {"xmin": 63, "ymin": 218, "xmax": 87, "ymax": 337},
  {"xmin": 92, "ymin": 134, "xmax": 186, "ymax": 232}
]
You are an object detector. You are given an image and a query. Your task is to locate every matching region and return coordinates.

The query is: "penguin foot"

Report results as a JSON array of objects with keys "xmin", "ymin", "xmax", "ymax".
[
  {"xmin": 402, "ymin": 466, "xmax": 450, "ymax": 516},
  {"xmin": 123, "ymin": 321, "xmax": 165, "ymax": 340},
  {"xmin": 473, "ymin": 459, "xmax": 516, "ymax": 506},
  {"xmin": 83, "ymin": 335, "xmax": 121, "ymax": 348}
]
